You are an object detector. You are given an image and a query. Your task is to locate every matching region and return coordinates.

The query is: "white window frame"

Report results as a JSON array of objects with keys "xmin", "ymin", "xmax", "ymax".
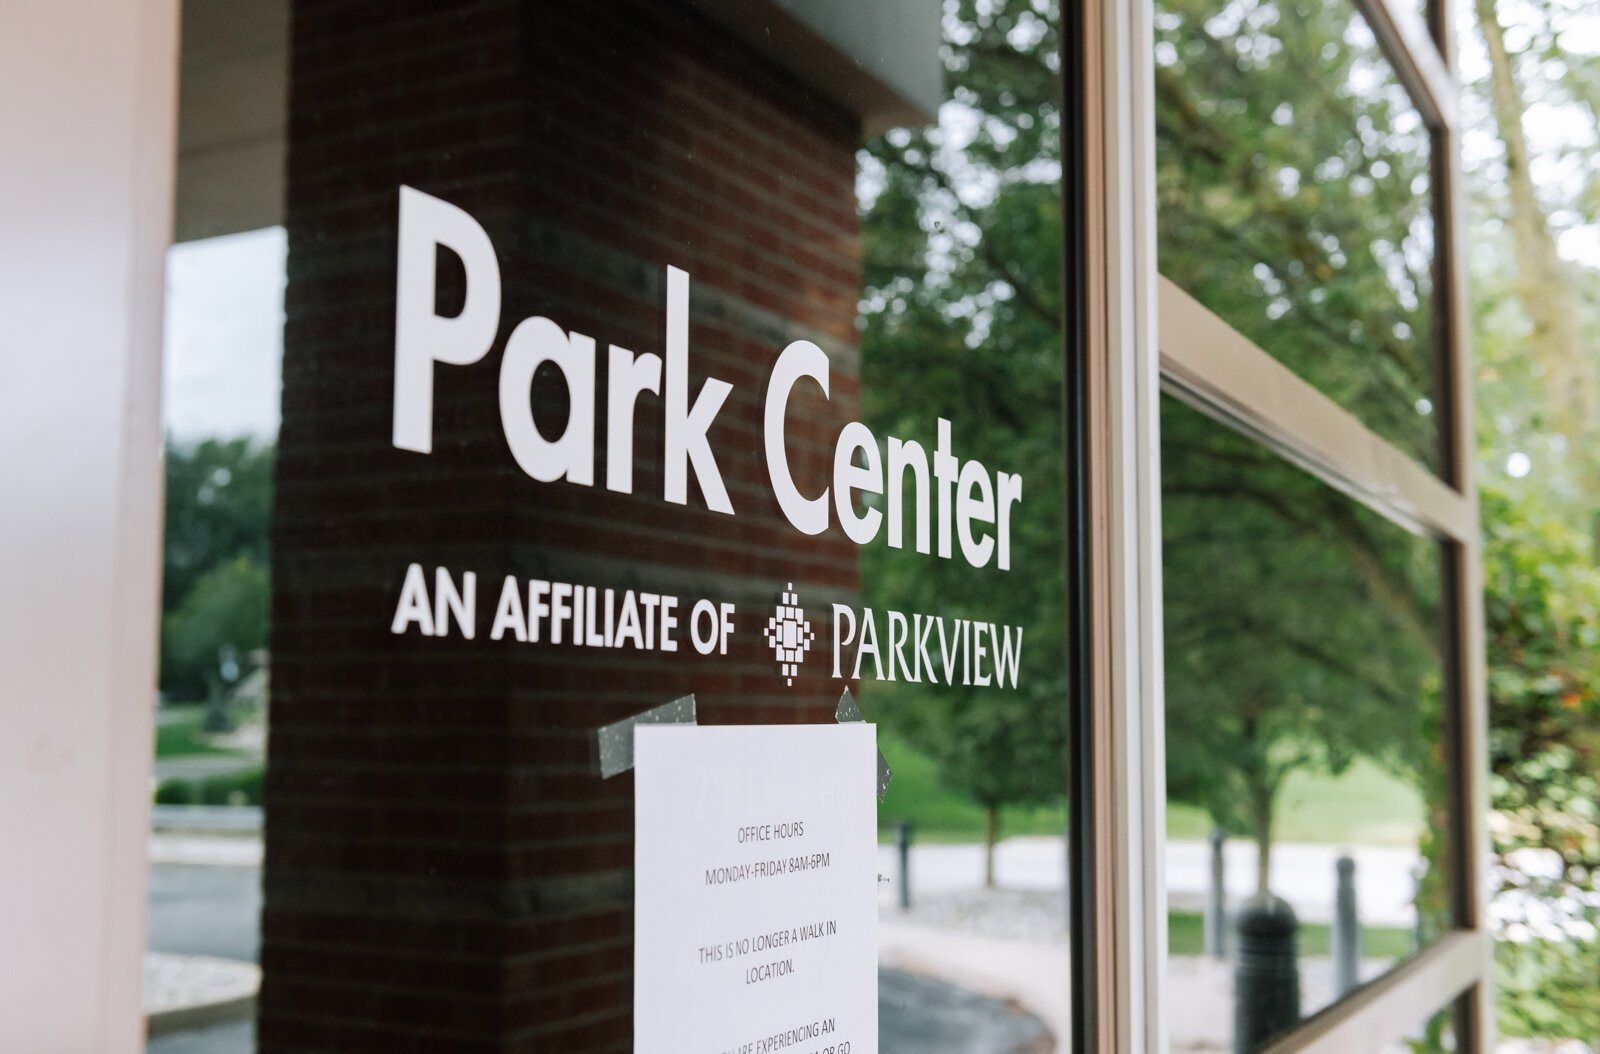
[{"xmin": 1078, "ymin": 0, "xmax": 1493, "ymax": 1048}]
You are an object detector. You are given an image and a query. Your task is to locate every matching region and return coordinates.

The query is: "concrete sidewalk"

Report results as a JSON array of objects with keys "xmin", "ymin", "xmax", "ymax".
[
  {"xmin": 150, "ymin": 835, "xmax": 263, "ymax": 868},
  {"xmin": 878, "ymin": 902, "xmax": 1397, "ymax": 1054},
  {"xmin": 145, "ymin": 848, "xmax": 262, "ymax": 1044},
  {"xmin": 160, "ymin": 824, "xmax": 1420, "ymax": 927},
  {"xmin": 144, "ymin": 954, "xmax": 258, "ymax": 1038},
  {"xmin": 878, "ymin": 836, "xmax": 1423, "ymax": 926},
  {"xmin": 146, "ymin": 828, "xmax": 1429, "ymax": 1052}
]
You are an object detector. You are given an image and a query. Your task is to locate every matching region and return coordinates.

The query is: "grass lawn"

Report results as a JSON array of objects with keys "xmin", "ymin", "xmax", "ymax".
[
  {"xmin": 876, "ymin": 728, "xmax": 1424, "ymax": 846},
  {"xmin": 877, "ymin": 727, "xmax": 1068, "ymax": 842},
  {"xmin": 1167, "ymin": 910, "xmax": 1414, "ymax": 959},
  {"xmin": 153, "ymin": 707, "xmax": 245, "ymax": 759},
  {"xmin": 1166, "ymin": 759, "xmax": 1424, "ymax": 846}
]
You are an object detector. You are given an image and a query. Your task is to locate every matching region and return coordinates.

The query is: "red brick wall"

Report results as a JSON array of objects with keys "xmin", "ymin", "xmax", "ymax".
[{"xmin": 263, "ymin": 2, "xmax": 863, "ymax": 1050}]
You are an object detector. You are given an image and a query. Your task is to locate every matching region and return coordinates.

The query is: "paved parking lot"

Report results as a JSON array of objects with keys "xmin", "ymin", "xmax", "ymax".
[{"xmin": 144, "ymin": 859, "xmax": 1051, "ymax": 1053}]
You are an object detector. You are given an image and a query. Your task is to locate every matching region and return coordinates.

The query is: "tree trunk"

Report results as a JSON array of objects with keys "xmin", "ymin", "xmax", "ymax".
[
  {"xmin": 1476, "ymin": 0, "xmax": 1593, "ymax": 445},
  {"xmin": 983, "ymin": 803, "xmax": 999, "ymax": 889},
  {"xmin": 1250, "ymin": 779, "xmax": 1275, "ymax": 896}
]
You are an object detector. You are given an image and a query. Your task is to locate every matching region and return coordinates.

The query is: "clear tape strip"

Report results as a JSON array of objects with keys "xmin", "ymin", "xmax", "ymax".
[
  {"xmin": 592, "ymin": 694, "xmax": 697, "ymax": 779},
  {"xmin": 592, "ymin": 688, "xmax": 888, "ymax": 801},
  {"xmin": 835, "ymin": 687, "xmax": 892, "ymax": 802}
]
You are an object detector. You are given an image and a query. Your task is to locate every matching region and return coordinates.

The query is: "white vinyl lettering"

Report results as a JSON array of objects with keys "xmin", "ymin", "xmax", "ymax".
[
  {"xmin": 886, "ymin": 437, "xmax": 931, "ymax": 554},
  {"xmin": 393, "ymin": 186, "xmax": 502, "ymax": 454},
  {"xmin": 499, "ymin": 316, "xmax": 596, "ymax": 485},
  {"xmin": 663, "ymin": 267, "xmax": 735, "ymax": 514},
  {"xmin": 606, "ymin": 344, "xmax": 662, "ymax": 494},
  {"xmin": 435, "ymin": 568, "xmax": 476, "ymax": 640},
  {"xmin": 886, "ymin": 610, "xmax": 912, "ymax": 682},
  {"xmin": 834, "ymin": 421, "xmax": 883, "ymax": 545},
  {"xmin": 851, "ymin": 609, "xmax": 883, "ymax": 682},
  {"xmin": 766, "ymin": 339, "xmax": 831, "ymax": 536},
  {"xmin": 390, "ymin": 562, "xmax": 436, "ymax": 636},
  {"xmin": 933, "ymin": 419, "xmax": 959, "ymax": 560},
  {"xmin": 391, "ymin": 191, "xmax": 1028, "ymax": 572},
  {"xmin": 996, "ymin": 471, "xmax": 1023, "ymax": 571},
  {"xmin": 913, "ymin": 612, "xmax": 937, "ymax": 684},
  {"xmin": 973, "ymin": 621, "xmax": 992, "ymax": 687},
  {"xmin": 490, "ymin": 575, "xmax": 527, "ymax": 642},
  {"xmin": 831, "ymin": 603, "xmax": 857, "ymax": 678},
  {"xmin": 994, "ymin": 625, "xmax": 1024, "ymax": 688},
  {"xmin": 527, "ymin": 580, "xmax": 550, "ymax": 643},
  {"xmin": 957, "ymin": 459, "xmax": 996, "ymax": 568}
]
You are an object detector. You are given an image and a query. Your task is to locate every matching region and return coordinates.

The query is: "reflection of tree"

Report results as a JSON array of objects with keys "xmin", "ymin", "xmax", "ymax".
[
  {"xmin": 1475, "ymin": 0, "xmax": 1593, "ymax": 453},
  {"xmin": 1155, "ymin": 0, "xmax": 1440, "ymax": 466},
  {"xmin": 863, "ymin": 17, "xmax": 1600, "ymax": 1024},
  {"xmin": 858, "ymin": 0, "xmax": 1068, "ymax": 885},
  {"xmin": 858, "ymin": 0, "xmax": 1448, "ymax": 889},
  {"xmin": 1161, "ymin": 400, "xmax": 1441, "ymax": 893},
  {"xmin": 1146, "ymin": 0, "xmax": 1451, "ymax": 891}
]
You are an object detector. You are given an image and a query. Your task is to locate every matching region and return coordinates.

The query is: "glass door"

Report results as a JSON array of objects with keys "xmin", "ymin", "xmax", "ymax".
[{"xmin": 1077, "ymin": 0, "xmax": 1492, "ymax": 1048}]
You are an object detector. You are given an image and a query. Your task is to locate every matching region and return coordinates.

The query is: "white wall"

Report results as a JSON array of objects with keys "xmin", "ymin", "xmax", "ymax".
[{"xmin": 0, "ymin": 0, "xmax": 177, "ymax": 1050}]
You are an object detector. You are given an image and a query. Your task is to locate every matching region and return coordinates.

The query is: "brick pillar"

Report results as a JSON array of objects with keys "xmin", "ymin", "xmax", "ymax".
[{"xmin": 262, "ymin": 2, "xmax": 863, "ymax": 1051}]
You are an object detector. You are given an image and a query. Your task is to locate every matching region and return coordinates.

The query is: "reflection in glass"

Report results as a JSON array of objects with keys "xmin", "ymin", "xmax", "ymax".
[
  {"xmin": 1386, "ymin": 1004, "xmax": 1459, "ymax": 1053},
  {"xmin": 1154, "ymin": 0, "xmax": 1440, "ymax": 468},
  {"xmin": 147, "ymin": 232, "xmax": 281, "ymax": 1054},
  {"xmin": 259, "ymin": 0, "xmax": 1073, "ymax": 1050},
  {"xmin": 1161, "ymin": 396, "xmax": 1453, "ymax": 1051},
  {"xmin": 863, "ymin": 2, "xmax": 1073, "ymax": 1048}
]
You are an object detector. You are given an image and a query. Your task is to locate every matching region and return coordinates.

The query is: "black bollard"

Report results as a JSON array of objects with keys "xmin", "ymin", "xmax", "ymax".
[
  {"xmin": 1233, "ymin": 893, "xmax": 1301, "ymax": 1053},
  {"xmin": 895, "ymin": 820, "xmax": 913, "ymax": 910}
]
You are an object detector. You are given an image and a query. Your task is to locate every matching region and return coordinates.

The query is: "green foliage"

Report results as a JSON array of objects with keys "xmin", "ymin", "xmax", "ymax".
[
  {"xmin": 1479, "ymin": 484, "xmax": 1600, "ymax": 1038},
  {"xmin": 877, "ymin": 728, "xmax": 1067, "ymax": 842},
  {"xmin": 858, "ymin": 0, "xmax": 1070, "ymax": 836},
  {"xmin": 153, "ymin": 767, "xmax": 264, "ymax": 807},
  {"xmin": 1146, "ymin": 0, "xmax": 1458, "ymax": 893},
  {"xmin": 1400, "ymin": 1007, "xmax": 1458, "ymax": 1054},
  {"xmin": 160, "ymin": 438, "xmax": 274, "ymax": 698},
  {"xmin": 1154, "ymin": 0, "xmax": 1440, "ymax": 468},
  {"xmin": 1161, "ymin": 399, "xmax": 1444, "ymax": 892},
  {"xmin": 1482, "ymin": 485, "xmax": 1600, "ymax": 870},
  {"xmin": 162, "ymin": 438, "xmax": 274, "ymax": 614},
  {"xmin": 153, "ymin": 708, "xmax": 246, "ymax": 759},
  {"xmin": 1166, "ymin": 911, "xmax": 1413, "ymax": 960},
  {"xmin": 882, "ymin": 728, "xmax": 1419, "ymax": 845},
  {"xmin": 858, "ymin": 0, "xmax": 1449, "ymax": 899},
  {"xmin": 857, "ymin": 0, "xmax": 1455, "ymax": 900},
  {"xmin": 1496, "ymin": 934, "xmax": 1600, "ymax": 1041},
  {"xmin": 858, "ymin": 12, "xmax": 1599, "ymax": 1035},
  {"xmin": 1167, "ymin": 758, "xmax": 1423, "ymax": 846},
  {"xmin": 162, "ymin": 554, "xmax": 269, "ymax": 697},
  {"xmin": 1465, "ymin": 0, "xmax": 1600, "ymax": 510}
]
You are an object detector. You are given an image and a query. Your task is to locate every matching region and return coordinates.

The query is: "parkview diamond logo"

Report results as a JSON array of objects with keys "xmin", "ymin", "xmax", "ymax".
[{"xmin": 763, "ymin": 583, "xmax": 815, "ymax": 686}]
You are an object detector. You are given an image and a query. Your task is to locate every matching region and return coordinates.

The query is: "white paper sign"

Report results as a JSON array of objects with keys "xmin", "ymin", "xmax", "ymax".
[{"xmin": 634, "ymin": 723, "xmax": 878, "ymax": 1054}]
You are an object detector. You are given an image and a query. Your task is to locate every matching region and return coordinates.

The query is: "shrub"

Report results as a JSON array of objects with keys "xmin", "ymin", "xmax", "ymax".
[{"xmin": 151, "ymin": 766, "xmax": 264, "ymax": 807}]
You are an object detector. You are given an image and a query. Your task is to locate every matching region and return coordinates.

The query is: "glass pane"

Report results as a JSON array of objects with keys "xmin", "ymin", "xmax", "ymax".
[
  {"xmin": 147, "ymin": 5, "xmax": 291, "ymax": 1047},
  {"xmin": 865, "ymin": 2, "xmax": 1075, "ymax": 1047},
  {"xmin": 1154, "ymin": 0, "xmax": 1441, "ymax": 470},
  {"xmin": 1160, "ymin": 396, "xmax": 1453, "ymax": 1052},
  {"xmin": 147, "ymin": 229, "xmax": 280, "ymax": 1053},
  {"xmin": 1385, "ymin": 1002, "xmax": 1459, "ymax": 1053},
  {"xmin": 168, "ymin": 3, "xmax": 1079, "ymax": 1052}
]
